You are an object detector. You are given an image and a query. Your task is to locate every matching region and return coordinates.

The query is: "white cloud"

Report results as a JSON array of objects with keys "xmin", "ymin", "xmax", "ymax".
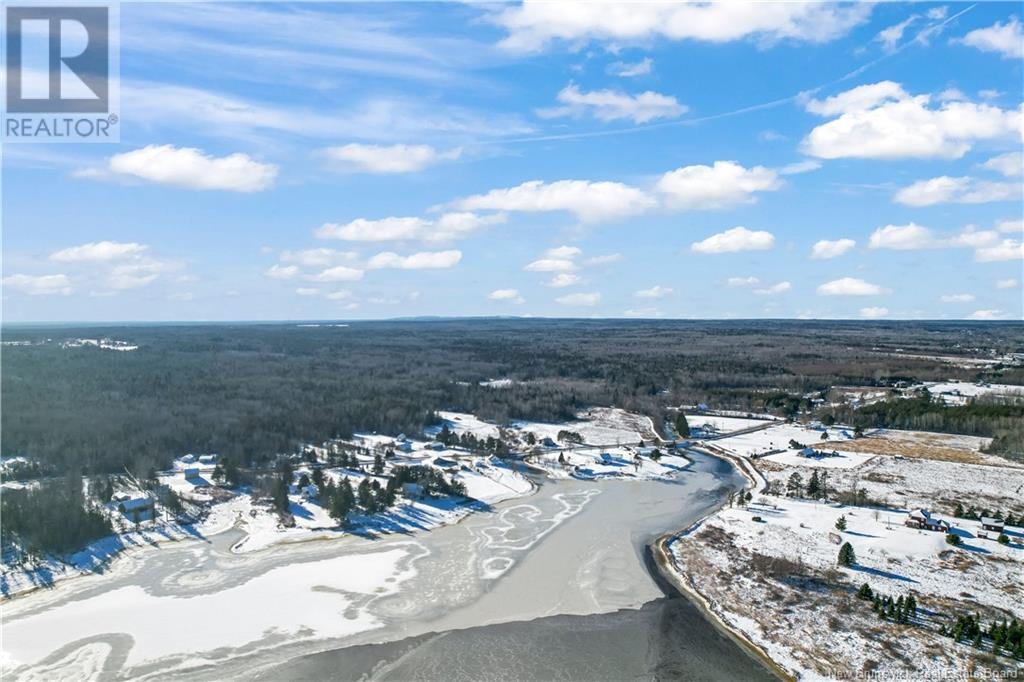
[
  {"xmin": 90, "ymin": 144, "xmax": 278, "ymax": 192},
  {"xmin": 635, "ymin": 285, "xmax": 672, "ymax": 299},
  {"xmin": 106, "ymin": 259, "xmax": 179, "ymax": 290},
  {"xmin": 326, "ymin": 290, "xmax": 354, "ymax": 301},
  {"xmin": 305, "ymin": 265, "xmax": 365, "ymax": 281},
  {"xmin": 967, "ymin": 309, "xmax": 1007, "ymax": 320},
  {"xmin": 778, "ymin": 159, "xmax": 822, "ymax": 175},
  {"xmin": 998, "ymin": 219, "xmax": 1024, "ymax": 234},
  {"xmin": 454, "ymin": 179, "xmax": 656, "ymax": 223},
  {"xmin": 691, "ymin": 226, "xmax": 775, "ymax": 254},
  {"xmin": 947, "ymin": 227, "xmax": 1001, "ymax": 249},
  {"xmin": 321, "ymin": 143, "xmax": 461, "ymax": 173},
  {"xmin": 606, "ymin": 57, "xmax": 652, "ymax": 77},
  {"xmin": 726, "ymin": 276, "xmax": 759, "ymax": 287},
  {"xmin": 366, "ymin": 250, "xmax": 462, "ymax": 270},
  {"xmin": 584, "ymin": 253, "xmax": 622, "ymax": 266},
  {"xmin": 545, "ymin": 245, "xmax": 582, "ymax": 259},
  {"xmin": 50, "ymin": 241, "xmax": 148, "ymax": 262},
  {"xmin": 538, "ymin": 84, "xmax": 687, "ymax": 123},
  {"xmin": 657, "ymin": 161, "xmax": 781, "ymax": 210},
  {"xmin": 981, "ymin": 151, "xmax": 1023, "ymax": 177},
  {"xmin": 996, "ymin": 278, "xmax": 1020, "ymax": 289},
  {"xmin": 859, "ymin": 306, "xmax": 889, "ymax": 319},
  {"xmin": 265, "ymin": 264, "xmax": 300, "ymax": 280},
  {"xmin": 894, "ymin": 176, "xmax": 1021, "ymax": 206},
  {"xmin": 555, "ymin": 292, "xmax": 601, "ymax": 306},
  {"xmin": 316, "ymin": 216, "xmax": 429, "ymax": 241},
  {"xmin": 2, "ymin": 273, "xmax": 72, "ymax": 296},
  {"xmin": 624, "ymin": 307, "xmax": 662, "ymax": 318},
  {"xmin": 295, "ymin": 287, "xmax": 320, "ymax": 297},
  {"xmin": 488, "ymin": 288, "xmax": 525, "ymax": 304},
  {"xmin": 876, "ymin": 16, "xmax": 917, "ymax": 51},
  {"xmin": 280, "ymin": 248, "xmax": 358, "ymax": 268},
  {"xmin": 316, "ymin": 213, "xmax": 503, "ymax": 242},
  {"xmin": 940, "ymin": 293, "xmax": 975, "ymax": 303},
  {"xmin": 974, "ymin": 239, "xmax": 1024, "ymax": 262},
  {"xmin": 810, "ymin": 238, "xmax": 855, "ymax": 259},
  {"xmin": 959, "ymin": 18, "xmax": 1024, "ymax": 59},
  {"xmin": 868, "ymin": 223, "xmax": 936, "ymax": 250},
  {"xmin": 803, "ymin": 83, "xmax": 1021, "ymax": 160},
  {"xmin": 817, "ymin": 277, "xmax": 887, "ymax": 296},
  {"xmin": 493, "ymin": 2, "xmax": 871, "ymax": 52},
  {"xmin": 525, "ymin": 258, "xmax": 577, "ymax": 272},
  {"xmin": 545, "ymin": 273, "xmax": 581, "ymax": 288},
  {"xmin": 753, "ymin": 281, "xmax": 792, "ymax": 295}
]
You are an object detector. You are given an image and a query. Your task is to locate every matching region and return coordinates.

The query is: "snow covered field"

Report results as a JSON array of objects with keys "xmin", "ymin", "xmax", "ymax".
[
  {"xmin": 920, "ymin": 381, "xmax": 1024, "ymax": 405},
  {"xmin": 684, "ymin": 414, "xmax": 775, "ymax": 434},
  {"xmin": 712, "ymin": 422, "xmax": 854, "ymax": 458},
  {"xmin": 761, "ymin": 448, "xmax": 874, "ymax": 469}
]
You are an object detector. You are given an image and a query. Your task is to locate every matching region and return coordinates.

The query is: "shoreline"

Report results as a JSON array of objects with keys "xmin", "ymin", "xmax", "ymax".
[{"xmin": 648, "ymin": 445, "xmax": 795, "ymax": 681}]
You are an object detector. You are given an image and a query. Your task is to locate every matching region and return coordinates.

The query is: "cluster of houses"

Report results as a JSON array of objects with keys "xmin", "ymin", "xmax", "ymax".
[{"xmin": 904, "ymin": 509, "xmax": 1007, "ymax": 539}]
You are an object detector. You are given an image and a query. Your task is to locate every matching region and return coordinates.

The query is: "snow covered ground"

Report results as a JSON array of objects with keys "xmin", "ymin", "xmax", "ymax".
[
  {"xmin": 712, "ymin": 422, "xmax": 854, "ymax": 458},
  {"xmin": 511, "ymin": 407, "xmax": 661, "ymax": 445},
  {"xmin": 919, "ymin": 381, "xmax": 1024, "ymax": 405},
  {"xmin": 667, "ymin": 421, "xmax": 1024, "ymax": 679},
  {"xmin": 527, "ymin": 446, "xmax": 690, "ymax": 481},
  {"xmin": 684, "ymin": 414, "xmax": 775, "ymax": 434}
]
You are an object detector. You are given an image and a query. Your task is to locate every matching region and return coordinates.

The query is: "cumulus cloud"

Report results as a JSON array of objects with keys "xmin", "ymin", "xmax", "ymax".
[
  {"xmin": 295, "ymin": 287, "xmax": 320, "ymax": 297},
  {"xmin": 998, "ymin": 219, "xmax": 1024, "ymax": 234},
  {"xmin": 545, "ymin": 245, "xmax": 582, "ymax": 259},
  {"xmin": 305, "ymin": 265, "xmax": 365, "ymax": 281},
  {"xmin": 894, "ymin": 176, "xmax": 1021, "ymax": 206},
  {"xmin": 859, "ymin": 306, "xmax": 889, "ymax": 319},
  {"xmin": 525, "ymin": 258, "xmax": 577, "ymax": 272},
  {"xmin": 996, "ymin": 278, "xmax": 1020, "ymax": 289},
  {"xmin": 321, "ymin": 143, "xmax": 461, "ymax": 174},
  {"xmin": 279, "ymin": 248, "xmax": 359, "ymax": 268},
  {"xmin": 50, "ymin": 241, "xmax": 148, "ymax": 262},
  {"xmin": 538, "ymin": 84, "xmax": 687, "ymax": 123},
  {"xmin": 753, "ymin": 281, "xmax": 792, "ymax": 295},
  {"xmin": 868, "ymin": 223, "xmax": 937, "ymax": 250},
  {"xmin": 584, "ymin": 253, "xmax": 622, "ymax": 266},
  {"xmin": 967, "ymin": 309, "xmax": 1007, "ymax": 320},
  {"xmin": 958, "ymin": 18, "xmax": 1024, "ymax": 59},
  {"xmin": 634, "ymin": 285, "xmax": 672, "ymax": 298},
  {"xmin": 624, "ymin": 307, "xmax": 662, "ymax": 318},
  {"xmin": 691, "ymin": 226, "xmax": 775, "ymax": 254},
  {"xmin": 366, "ymin": 250, "xmax": 462, "ymax": 270},
  {"xmin": 488, "ymin": 288, "xmax": 525, "ymax": 304},
  {"xmin": 264, "ymin": 264, "xmax": 300, "ymax": 280},
  {"xmin": 981, "ymin": 151, "xmax": 1023, "ymax": 177},
  {"xmin": 492, "ymin": 1, "xmax": 871, "ymax": 52},
  {"xmin": 316, "ymin": 213, "xmax": 504, "ymax": 242},
  {"xmin": 974, "ymin": 239, "xmax": 1024, "ymax": 262},
  {"xmin": 453, "ymin": 179, "xmax": 656, "ymax": 223},
  {"xmin": 810, "ymin": 238, "xmax": 856, "ymax": 259},
  {"xmin": 606, "ymin": 57, "xmax": 652, "ymax": 77},
  {"xmin": 940, "ymin": 293, "xmax": 975, "ymax": 303},
  {"xmin": 817, "ymin": 277, "xmax": 887, "ymax": 296},
  {"xmin": 82, "ymin": 145, "xmax": 278, "ymax": 192},
  {"xmin": 726, "ymin": 276, "xmax": 760, "ymax": 287},
  {"xmin": 876, "ymin": 16, "xmax": 917, "ymax": 51},
  {"xmin": 656, "ymin": 161, "xmax": 781, "ymax": 210},
  {"xmin": 545, "ymin": 273, "xmax": 581, "ymax": 288},
  {"xmin": 555, "ymin": 292, "xmax": 601, "ymax": 306},
  {"xmin": 2, "ymin": 273, "xmax": 72, "ymax": 296},
  {"xmin": 802, "ymin": 83, "xmax": 1021, "ymax": 160}
]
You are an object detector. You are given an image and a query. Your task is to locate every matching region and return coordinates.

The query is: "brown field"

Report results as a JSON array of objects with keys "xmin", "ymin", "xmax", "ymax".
[{"xmin": 829, "ymin": 430, "xmax": 1018, "ymax": 468}]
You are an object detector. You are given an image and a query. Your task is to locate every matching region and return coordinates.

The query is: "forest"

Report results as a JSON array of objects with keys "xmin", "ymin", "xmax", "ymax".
[{"xmin": 3, "ymin": 319, "xmax": 1023, "ymax": 481}]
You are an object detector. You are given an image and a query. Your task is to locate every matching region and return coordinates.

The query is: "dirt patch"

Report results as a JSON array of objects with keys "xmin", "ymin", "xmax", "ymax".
[{"xmin": 831, "ymin": 432, "xmax": 1009, "ymax": 467}]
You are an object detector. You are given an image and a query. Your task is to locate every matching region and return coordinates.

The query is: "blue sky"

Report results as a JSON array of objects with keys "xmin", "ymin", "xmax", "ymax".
[{"xmin": 3, "ymin": 1, "xmax": 1023, "ymax": 322}]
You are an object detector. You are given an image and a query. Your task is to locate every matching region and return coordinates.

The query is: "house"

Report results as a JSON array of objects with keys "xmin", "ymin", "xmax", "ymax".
[
  {"xmin": 115, "ymin": 494, "xmax": 156, "ymax": 523},
  {"xmin": 541, "ymin": 437, "xmax": 557, "ymax": 448},
  {"xmin": 402, "ymin": 482, "xmax": 424, "ymax": 499},
  {"xmin": 180, "ymin": 454, "xmax": 196, "ymax": 464},
  {"xmin": 905, "ymin": 509, "xmax": 951, "ymax": 532},
  {"xmin": 433, "ymin": 456, "xmax": 458, "ymax": 468},
  {"xmin": 980, "ymin": 517, "xmax": 1004, "ymax": 533},
  {"xmin": 396, "ymin": 440, "xmax": 414, "ymax": 453},
  {"xmin": 198, "ymin": 454, "xmax": 218, "ymax": 465},
  {"xmin": 427, "ymin": 441, "xmax": 445, "ymax": 451},
  {"xmin": 184, "ymin": 467, "xmax": 201, "ymax": 480}
]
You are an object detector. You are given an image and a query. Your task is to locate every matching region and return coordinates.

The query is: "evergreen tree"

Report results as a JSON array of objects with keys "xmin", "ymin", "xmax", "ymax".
[
  {"xmin": 807, "ymin": 470, "xmax": 820, "ymax": 498},
  {"xmin": 835, "ymin": 515, "xmax": 847, "ymax": 531},
  {"xmin": 373, "ymin": 453, "xmax": 385, "ymax": 475},
  {"xmin": 675, "ymin": 413, "xmax": 691, "ymax": 438},
  {"xmin": 856, "ymin": 583, "xmax": 873, "ymax": 600},
  {"xmin": 787, "ymin": 472, "xmax": 803, "ymax": 497},
  {"xmin": 838, "ymin": 541, "xmax": 856, "ymax": 567}
]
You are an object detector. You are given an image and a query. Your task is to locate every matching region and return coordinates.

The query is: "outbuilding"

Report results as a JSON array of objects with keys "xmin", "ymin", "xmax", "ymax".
[{"xmin": 980, "ymin": 517, "xmax": 1005, "ymax": 533}]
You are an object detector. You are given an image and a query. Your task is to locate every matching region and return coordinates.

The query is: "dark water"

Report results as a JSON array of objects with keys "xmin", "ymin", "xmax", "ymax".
[{"xmin": 256, "ymin": 596, "xmax": 776, "ymax": 681}]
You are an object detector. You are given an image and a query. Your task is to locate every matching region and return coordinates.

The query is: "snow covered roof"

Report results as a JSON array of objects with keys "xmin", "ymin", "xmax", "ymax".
[{"xmin": 981, "ymin": 517, "xmax": 1003, "ymax": 526}]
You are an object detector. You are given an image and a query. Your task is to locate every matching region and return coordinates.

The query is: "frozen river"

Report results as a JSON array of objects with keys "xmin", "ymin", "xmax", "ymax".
[{"xmin": 2, "ymin": 452, "xmax": 775, "ymax": 681}]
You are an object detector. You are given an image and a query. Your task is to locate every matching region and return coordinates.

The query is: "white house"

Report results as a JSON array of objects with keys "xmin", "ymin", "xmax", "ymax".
[
  {"xmin": 198, "ymin": 454, "xmax": 218, "ymax": 465},
  {"xmin": 114, "ymin": 494, "xmax": 156, "ymax": 523},
  {"xmin": 180, "ymin": 454, "xmax": 196, "ymax": 464}
]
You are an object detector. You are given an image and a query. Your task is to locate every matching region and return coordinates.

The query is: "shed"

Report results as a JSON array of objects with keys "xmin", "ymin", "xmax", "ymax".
[{"xmin": 980, "ymin": 517, "xmax": 1004, "ymax": 533}]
